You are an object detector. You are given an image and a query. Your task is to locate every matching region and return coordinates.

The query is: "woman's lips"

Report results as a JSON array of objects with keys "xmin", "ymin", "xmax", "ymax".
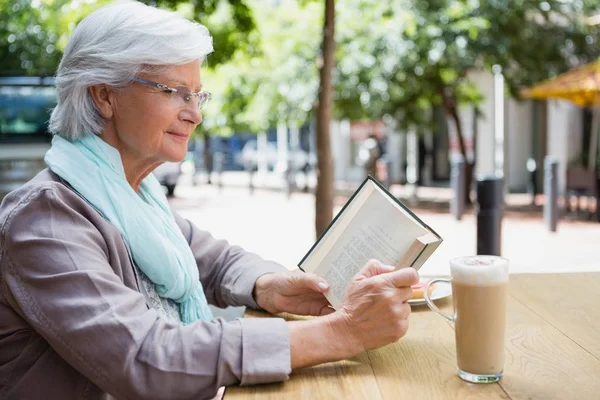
[{"xmin": 167, "ymin": 131, "xmax": 190, "ymax": 140}]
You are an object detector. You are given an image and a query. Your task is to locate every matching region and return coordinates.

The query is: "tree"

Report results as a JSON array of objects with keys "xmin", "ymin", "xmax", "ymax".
[
  {"xmin": 146, "ymin": 0, "xmax": 258, "ymax": 67},
  {"xmin": 335, "ymin": 0, "xmax": 600, "ymax": 202},
  {"xmin": 199, "ymin": 0, "xmax": 321, "ymax": 136},
  {"xmin": 0, "ymin": 0, "xmax": 95, "ymax": 76},
  {"xmin": 0, "ymin": 0, "xmax": 258, "ymax": 76},
  {"xmin": 314, "ymin": 0, "xmax": 336, "ymax": 237}
]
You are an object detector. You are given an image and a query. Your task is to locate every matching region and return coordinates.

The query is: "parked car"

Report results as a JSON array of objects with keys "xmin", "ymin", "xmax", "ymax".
[
  {"xmin": 238, "ymin": 140, "xmax": 277, "ymax": 171},
  {"xmin": 237, "ymin": 139, "xmax": 315, "ymax": 172},
  {"xmin": 153, "ymin": 161, "xmax": 182, "ymax": 197},
  {"xmin": 289, "ymin": 149, "xmax": 317, "ymax": 171}
]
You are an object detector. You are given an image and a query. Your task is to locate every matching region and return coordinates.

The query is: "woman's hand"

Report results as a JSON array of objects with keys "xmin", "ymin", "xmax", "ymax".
[
  {"xmin": 329, "ymin": 260, "xmax": 419, "ymax": 356},
  {"xmin": 253, "ymin": 270, "xmax": 334, "ymax": 316},
  {"xmin": 287, "ymin": 260, "xmax": 419, "ymax": 369}
]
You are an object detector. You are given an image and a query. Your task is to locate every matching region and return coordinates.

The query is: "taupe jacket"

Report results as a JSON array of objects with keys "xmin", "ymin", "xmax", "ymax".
[{"xmin": 0, "ymin": 169, "xmax": 290, "ymax": 399}]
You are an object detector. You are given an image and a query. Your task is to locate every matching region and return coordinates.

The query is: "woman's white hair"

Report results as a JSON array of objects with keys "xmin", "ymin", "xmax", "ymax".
[{"xmin": 49, "ymin": 0, "xmax": 213, "ymax": 140}]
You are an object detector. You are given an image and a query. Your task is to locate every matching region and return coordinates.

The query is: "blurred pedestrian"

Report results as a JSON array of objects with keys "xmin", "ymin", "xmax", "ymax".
[{"xmin": 357, "ymin": 133, "xmax": 384, "ymax": 178}]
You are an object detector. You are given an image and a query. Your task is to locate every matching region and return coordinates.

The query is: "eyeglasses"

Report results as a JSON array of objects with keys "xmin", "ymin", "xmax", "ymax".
[{"xmin": 132, "ymin": 77, "xmax": 211, "ymax": 111}]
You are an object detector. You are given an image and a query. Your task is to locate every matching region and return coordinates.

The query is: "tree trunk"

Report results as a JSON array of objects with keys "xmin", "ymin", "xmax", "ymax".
[
  {"xmin": 315, "ymin": 0, "xmax": 335, "ymax": 238},
  {"xmin": 203, "ymin": 131, "xmax": 213, "ymax": 185},
  {"xmin": 448, "ymin": 106, "xmax": 474, "ymax": 203},
  {"xmin": 441, "ymin": 89, "xmax": 473, "ymax": 204}
]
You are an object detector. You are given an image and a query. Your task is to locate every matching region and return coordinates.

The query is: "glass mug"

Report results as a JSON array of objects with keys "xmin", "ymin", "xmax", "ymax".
[{"xmin": 424, "ymin": 256, "xmax": 509, "ymax": 383}]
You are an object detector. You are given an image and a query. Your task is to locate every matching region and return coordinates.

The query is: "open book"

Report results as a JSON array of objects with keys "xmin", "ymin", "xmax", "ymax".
[{"xmin": 298, "ymin": 176, "xmax": 442, "ymax": 309}]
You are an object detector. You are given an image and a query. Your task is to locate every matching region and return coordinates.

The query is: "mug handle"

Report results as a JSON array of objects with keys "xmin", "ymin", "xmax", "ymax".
[{"xmin": 423, "ymin": 278, "xmax": 455, "ymax": 323}]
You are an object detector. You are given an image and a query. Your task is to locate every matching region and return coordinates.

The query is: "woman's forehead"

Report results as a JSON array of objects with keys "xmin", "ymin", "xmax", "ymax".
[
  {"xmin": 167, "ymin": 79, "xmax": 203, "ymax": 91},
  {"xmin": 153, "ymin": 63, "xmax": 203, "ymax": 90}
]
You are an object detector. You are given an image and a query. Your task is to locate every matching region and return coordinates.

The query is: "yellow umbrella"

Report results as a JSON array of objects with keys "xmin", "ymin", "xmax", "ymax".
[
  {"xmin": 521, "ymin": 60, "xmax": 600, "ymax": 106},
  {"xmin": 521, "ymin": 60, "xmax": 600, "ymax": 171}
]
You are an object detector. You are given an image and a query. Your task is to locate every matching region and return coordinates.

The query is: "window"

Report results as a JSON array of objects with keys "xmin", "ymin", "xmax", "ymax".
[{"xmin": 0, "ymin": 77, "xmax": 56, "ymax": 143}]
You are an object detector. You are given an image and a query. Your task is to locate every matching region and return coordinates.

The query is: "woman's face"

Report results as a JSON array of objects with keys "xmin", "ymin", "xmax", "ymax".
[{"xmin": 107, "ymin": 60, "xmax": 203, "ymax": 165}]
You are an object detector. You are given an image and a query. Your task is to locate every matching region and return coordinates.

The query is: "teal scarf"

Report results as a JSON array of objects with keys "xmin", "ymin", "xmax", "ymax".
[{"xmin": 45, "ymin": 134, "xmax": 213, "ymax": 324}]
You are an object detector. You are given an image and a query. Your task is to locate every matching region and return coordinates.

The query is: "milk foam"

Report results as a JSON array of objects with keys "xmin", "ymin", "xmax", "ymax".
[{"xmin": 451, "ymin": 256, "xmax": 509, "ymax": 285}]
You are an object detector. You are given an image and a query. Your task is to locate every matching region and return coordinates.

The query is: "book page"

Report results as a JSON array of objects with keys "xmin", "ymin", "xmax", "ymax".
[
  {"xmin": 300, "ymin": 182, "xmax": 375, "ymax": 274},
  {"xmin": 314, "ymin": 188, "xmax": 430, "ymax": 309}
]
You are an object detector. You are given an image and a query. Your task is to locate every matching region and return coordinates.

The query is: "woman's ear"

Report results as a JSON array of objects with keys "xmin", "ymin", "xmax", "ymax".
[{"xmin": 89, "ymin": 84, "xmax": 115, "ymax": 119}]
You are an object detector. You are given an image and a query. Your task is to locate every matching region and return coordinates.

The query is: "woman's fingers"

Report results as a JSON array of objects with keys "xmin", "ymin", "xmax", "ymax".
[
  {"xmin": 381, "ymin": 267, "xmax": 419, "ymax": 288},
  {"xmin": 302, "ymin": 272, "xmax": 330, "ymax": 292},
  {"xmin": 288, "ymin": 270, "xmax": 330, "ymax": 293},
  {"xmin": 354, "ymin": 261, "xmax": 418, "ymax": 288},
  {"xmin": 355, "ymin": 259, "xmax": 395, "ymax": 281}
]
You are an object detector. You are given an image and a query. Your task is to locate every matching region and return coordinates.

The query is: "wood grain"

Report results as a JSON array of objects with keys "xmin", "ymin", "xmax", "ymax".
[
  {"xmin": 225, "ymin": 273, "xmax": 600, "ymax": 400},
  {"xmin": 224, "ymin": 310, "xmax": 382, "ymax": 400},
  {"xmin": 500, "ymin": 286, "xmax": 600, "ymax": 399},
  {"xmin": 508, "ymin": 272, "xmax": 600, "ymax": 360},
  {"xmin": 226, "ymin": 301, "xmax": 508, "ymax": 400},
  {"xmin": 368, "ymin": 298, "xmax": 509, "ymax": 400}
]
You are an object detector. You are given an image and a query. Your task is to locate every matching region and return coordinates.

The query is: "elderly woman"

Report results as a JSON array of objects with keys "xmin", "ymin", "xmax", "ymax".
[{"xmin": 0, "ymin": 1, "xmax": 418, "ymax": 399}]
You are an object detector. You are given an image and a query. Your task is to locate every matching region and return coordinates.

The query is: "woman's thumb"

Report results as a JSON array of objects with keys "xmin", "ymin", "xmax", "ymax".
[
  {"xmin": 302, "ymin": 272, "xmax": 330, "ymax": 292},
  {"xmin": 355, "ymin": 259, "xmax": 395, "ymax": 280}
]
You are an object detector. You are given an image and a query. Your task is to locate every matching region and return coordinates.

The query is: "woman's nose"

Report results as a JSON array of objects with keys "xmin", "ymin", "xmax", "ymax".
[{"xmin": 182, "ymin": 106, "xmax": 202, "ymax": 125}]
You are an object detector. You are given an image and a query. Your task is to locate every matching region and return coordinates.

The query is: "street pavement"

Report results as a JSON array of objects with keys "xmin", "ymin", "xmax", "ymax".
[{"xmin": 171, "ymin": 171, "xmax": 600, "ymax": 278}]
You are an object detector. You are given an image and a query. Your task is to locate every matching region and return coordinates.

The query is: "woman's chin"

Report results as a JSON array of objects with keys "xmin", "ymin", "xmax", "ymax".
[
  {"xmin": 161, "ymin": 144, "xmax": 188, "ymax": 163},
  {"xmin": 162, "ymin": 153, "xmax": 186, "ymax": 163}
]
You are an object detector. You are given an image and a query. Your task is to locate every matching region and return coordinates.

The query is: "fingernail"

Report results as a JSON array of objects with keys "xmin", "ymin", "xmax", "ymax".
[{"xmin": 318, "ymin": 281, "xmax": 329, "ymax": 290}]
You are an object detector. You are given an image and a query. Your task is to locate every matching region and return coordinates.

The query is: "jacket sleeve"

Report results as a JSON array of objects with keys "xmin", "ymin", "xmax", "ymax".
[
  {"xmin": 0, "ymin": 184, "xmax": 291, "ymax": 400},
  {"xmin": 173, "ymin": 212, "xmax": 289, "ymax": 309}
]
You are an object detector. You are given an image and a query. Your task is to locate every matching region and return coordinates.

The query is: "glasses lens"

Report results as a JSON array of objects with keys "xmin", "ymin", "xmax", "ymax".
[
  {"xmin": 199, "ymin": 93, "xmax": 210, "ymax": 110},
  {"xmin": 171, "ymin": 87, "xmax": 210, "ymax": 111},
  {"xmin": 173, "ymin": 87, "xmax": 191, "ymax": 105}
]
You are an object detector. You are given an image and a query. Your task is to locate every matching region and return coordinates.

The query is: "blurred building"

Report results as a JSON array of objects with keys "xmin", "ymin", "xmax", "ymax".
[{"xmin": 329, "ymin": 69, "xmax": 592, "ymax": 198}]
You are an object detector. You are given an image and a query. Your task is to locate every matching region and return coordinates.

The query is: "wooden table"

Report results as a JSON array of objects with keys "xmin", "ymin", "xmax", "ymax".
[{"xmin": 225, "ymin": 272, "xmax": 600, "ymax": 399}]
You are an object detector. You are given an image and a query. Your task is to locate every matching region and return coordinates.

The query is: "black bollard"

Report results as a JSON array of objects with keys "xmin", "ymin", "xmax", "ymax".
[
  {"xmin": 544, "ymin": 157, "xmax": 559, "ymax": 232},
  {"xmin": 450, "ymin": 157, "xmax": 466, "ymax": 220},
  {"xmin": 476, "ymin": 175, "xmax": 504, "ymax": 256}
]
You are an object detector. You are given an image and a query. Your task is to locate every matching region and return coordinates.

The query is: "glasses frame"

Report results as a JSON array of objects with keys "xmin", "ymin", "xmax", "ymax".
[{"xmin": 132, "ymin": 77, "xmax": 211, "ymax": 110}]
